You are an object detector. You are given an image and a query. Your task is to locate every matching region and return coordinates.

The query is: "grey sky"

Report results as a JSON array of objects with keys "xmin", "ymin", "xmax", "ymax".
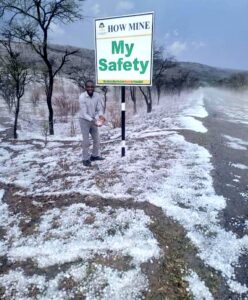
[{"xmin": 50, "ymin": 0, "xmax": 248, "ymax": 70}]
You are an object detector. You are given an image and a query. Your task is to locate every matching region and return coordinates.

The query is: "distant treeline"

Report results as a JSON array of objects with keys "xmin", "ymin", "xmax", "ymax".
[
  {"xmin": 1, "ymin": 42, "xmax": 247, "ymax": 93},
  {"xmin": 214, "ymin": 72, "xmax": 248, "ymax": 89},
  {"xmin": 1, "ymin": 40, "xmax": 247, "ymax": 139}
]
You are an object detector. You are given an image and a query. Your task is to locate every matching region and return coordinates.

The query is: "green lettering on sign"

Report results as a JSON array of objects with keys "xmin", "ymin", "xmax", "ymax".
[
  {"xmin": 112, "ymin": 40, "xmax": 134, "ymax": 57},
  {"xmin": 99, "ymin": 58, "xmax": 107, "ymax": 71},
  {"xmin": 98, "ymin": 57, "xmax": 149, "ymax": 74},
  {"xmin": 112, "ymin": 40, "xmax": 124, "ymax": 55}
]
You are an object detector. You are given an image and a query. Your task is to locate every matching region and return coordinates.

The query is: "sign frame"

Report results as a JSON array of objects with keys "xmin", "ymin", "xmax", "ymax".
[{"xmin": 94, "ymin": 12, "xmax": 154, "ymax": 86}]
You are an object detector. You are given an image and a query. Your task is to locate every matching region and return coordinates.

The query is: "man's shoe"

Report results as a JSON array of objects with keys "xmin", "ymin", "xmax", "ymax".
[
  {"xmin": 83, "ymin": 160, "xmax": 91, "ymax": 167},
  {"xmin": 90, "ymin": 156, "xmax": 104, "ymax": 161}
]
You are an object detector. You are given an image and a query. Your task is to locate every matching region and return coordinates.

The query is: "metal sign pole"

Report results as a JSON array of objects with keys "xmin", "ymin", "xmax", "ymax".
[{"xmin": 121, "ymin": 86, "xmax": 126, "ymax": 157}]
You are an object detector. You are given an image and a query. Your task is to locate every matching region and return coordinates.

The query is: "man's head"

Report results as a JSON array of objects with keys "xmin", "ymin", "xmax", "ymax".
[{"xmin": 85, "ymin": 80, "xmax": 95, "ymax": 97}]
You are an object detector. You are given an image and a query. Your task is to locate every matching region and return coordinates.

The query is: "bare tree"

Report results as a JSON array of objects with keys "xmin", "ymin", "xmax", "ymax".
[
  {"xmin": 167, "ymin": 70, "xmax": 199, "ymax": 96},
  {"xmin": 0, "ymin": 0, "xmax": 85, "ymax": 135},
  {"xmin": 172, "ymin": 71, "xmax": 188, "ymax": 95},
  {"xmin": 67, "ymin": 58, "xmax": 95, "ymax": 90},
  {"xmin": 139, "ymin": 45, "xmax": 177, "ymax": 113},
  {"xmin": 129, "ymin": 86, "xmax": 137, "ymax": 114},
  {"xmin": 153, "ymin": 46, "xmax": 177, "ymax": 104},
  {"xmin": 0, "ymin": 33, "xmax": 30, "ymax": 138},
  {"xmin": 0, "ymin": 70, "xmax": 15, "ymax": 112},
  {"xmin": 228, "ymin": 73, "xmax": 248, "ymax": 89},
  {"xmin": 185, "ymin": 72, "xmax": 199, "ymax": 90},
  {"xmin": 139, "ymin": 86, "xmax": 152, "ymax": 113},
  {"xmin": 99, "ymin": 86, "xmax": 108, "ymax": 113}
]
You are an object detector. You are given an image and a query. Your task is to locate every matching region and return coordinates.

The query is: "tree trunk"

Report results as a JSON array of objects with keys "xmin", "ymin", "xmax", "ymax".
[
  {"xmin": 47, "ymin": 95, "xmax": 54, "ymax": 135},
  {"xmin": 139, "ymin": 86, "xmax": 152, "ymax": 113},
  {"xmin": 147, "ymin": 102, "xmax": 152, "ymax": 113},
  {"xmin": 147, "ymin": 87, "xmax": 152, "ymax": 113},
  {"xmin": 130, "ymin": 87, "xmax": 137, "ymax": 114},
  {"xmin": 46, "ymin": 74, "xmax": 54, "ymax": 135},
  {"xmin": 133, "ymin": 99, "xmax": 137, "ymax": 115},
  {"xmin": 14, "ymin": 96, "xmax": 20, "ymax": 139},
  {"xmin": 103, "ymin": 92, "xmax": 107, "ymax": 113},
  {"xmin": 157, "ymin": 85, "xmax": 161, "ymax": 104}
]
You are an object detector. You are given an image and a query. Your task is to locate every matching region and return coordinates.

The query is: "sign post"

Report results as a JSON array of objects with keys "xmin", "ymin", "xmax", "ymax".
[
  {"xmin": 95, "ymin": 12, "xmax": 154, "ymax": 156},
  {"xmin": 121, "ymin": 86, "xmax": 125, "ymax": 157}
]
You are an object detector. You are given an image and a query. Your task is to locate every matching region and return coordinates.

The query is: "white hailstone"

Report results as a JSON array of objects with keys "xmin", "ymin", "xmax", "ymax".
[{"xmin": 79, "ymin": 286, "xmax": 84, "ymax": 292}]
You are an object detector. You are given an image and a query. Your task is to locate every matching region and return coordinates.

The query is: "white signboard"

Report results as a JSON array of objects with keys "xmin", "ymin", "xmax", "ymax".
[{"xmin": 95, "ymin": 12, "xmax": 154, "ymax": 86}]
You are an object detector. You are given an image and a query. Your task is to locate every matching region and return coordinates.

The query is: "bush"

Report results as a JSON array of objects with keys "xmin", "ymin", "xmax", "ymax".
[
  {"xmin": 107, "ymin": 105, "xmax": 121, "ymax": 128},
  {"xmin": 54, "ymin": 93, "xmax": 79, "ymax": 122}
]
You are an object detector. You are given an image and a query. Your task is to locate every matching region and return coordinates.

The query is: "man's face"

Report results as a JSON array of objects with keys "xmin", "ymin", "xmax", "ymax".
[{"xmin": 85, "ymin": 82, "xmax": 94, "ymax": 97}]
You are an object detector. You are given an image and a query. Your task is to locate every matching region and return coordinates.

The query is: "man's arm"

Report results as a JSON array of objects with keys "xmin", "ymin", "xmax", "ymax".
[{"xmin": 95, "ymin": 96, "xmax": 104, "ymax": 119}]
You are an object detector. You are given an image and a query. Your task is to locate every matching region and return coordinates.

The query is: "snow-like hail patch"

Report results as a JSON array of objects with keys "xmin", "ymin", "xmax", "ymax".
[
  {"xmin": 0, "ymin": 125, "xmax": 8, "ymax": 132},
  {"xmin": 245, "ymin": 220, "xmax": 248, "ymax": 230},
  {"xmin": 0, "ymin": 189, "xmax": 8, "ymax": 230},
  {"xmin": 178, "ymin": 90, "xmax": 208, "ymax": 133},
  {"xmin": 240, "ymin": 192, "xmax": 248, "ymax": 201},
  {"xmin": 186, "ymin": 270, "xmax": 214, "ymax": 300},
  {"xmin": 147, "ymin": 133, "xmax": 248, "ymax": 295},
  {"xmin": 0, "ymin": 189, "xmax": 11, "ymax": 256},
  {"xmin": 8, "ymin": 204, "xmax": 160, "ymax": 267},
  {"xmin": 223, "ymin": 135, "xmax": 248, "ymax": 151},
  {"xmin": 0, "ymin": 127, "xmax": 177, "ymax": 197},
  {"xmin": 0, "ymin": 203, "xmax": 160, "ymax": 299},
  {"xmin": 182, "ymin": 92, "xmax": 209, "ymax": 119},
  {"xmin": 231, "ymin": 163, "xmax": 248, "ymax": 170},
  {"xmin": 178, "ymin": 116, "xmax": 208, "ymax": 133},
  {"xmin": 1, "ymin": 88, "xmax": 247, "ymax": 297},
  {"xmin": 0, "ymin": 189, "xmax": 4, "ymax": 200},
  {"xmin": 0, "ymin": 266, "xmax": 147, "ymax": 300},
  {"xmin": 0, "ymin": 147, "xmax": 11, "ymax": 163},
  {"xmin": 0, "ymin": 189, "xmax": 23, "ymax": 257}
]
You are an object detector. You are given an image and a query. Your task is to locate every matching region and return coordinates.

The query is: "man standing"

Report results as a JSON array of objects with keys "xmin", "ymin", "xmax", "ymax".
[{"xmin": 79, "ymin": 80, "xmax": 105, "ymax": 167}]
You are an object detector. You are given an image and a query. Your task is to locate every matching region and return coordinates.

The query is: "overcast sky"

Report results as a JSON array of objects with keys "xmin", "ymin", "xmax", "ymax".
[{"xmin": 49, "ymin": 0, "xmax": 248, "ymax": 70}]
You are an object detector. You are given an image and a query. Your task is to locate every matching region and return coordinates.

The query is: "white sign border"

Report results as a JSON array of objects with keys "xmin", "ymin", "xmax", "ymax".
[{"xmin": 94, "ymin": 11, "xmax": 154, "ymax": 87}]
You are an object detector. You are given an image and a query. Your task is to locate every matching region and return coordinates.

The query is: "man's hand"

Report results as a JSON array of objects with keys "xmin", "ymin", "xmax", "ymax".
[{"xmin": 95, "ymin": 115, "xmax": 106, "ymax": 127}]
